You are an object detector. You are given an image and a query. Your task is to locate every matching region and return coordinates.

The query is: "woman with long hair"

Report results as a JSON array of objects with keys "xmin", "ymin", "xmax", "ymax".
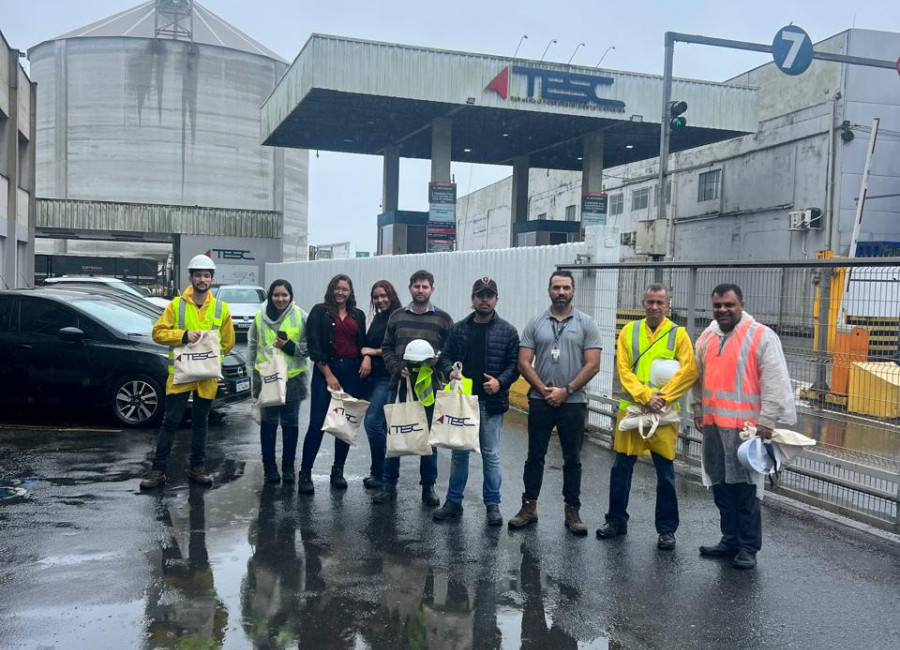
[
  {"xmin": 247, "ymin": 279, "xmax": 309, "ymax": 483},
  {"xmin": 298, "ymin": 274, "xmax": 367, "ymax": 494},
  {"xmin": 359, "ymin": 280, "xmax": 402, "ymax": 490}
]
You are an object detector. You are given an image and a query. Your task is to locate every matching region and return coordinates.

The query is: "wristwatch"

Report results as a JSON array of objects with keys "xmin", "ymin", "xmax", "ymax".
[{"xmin": 566, "ymin": 384, "xmax": 576, "ymax": 395}]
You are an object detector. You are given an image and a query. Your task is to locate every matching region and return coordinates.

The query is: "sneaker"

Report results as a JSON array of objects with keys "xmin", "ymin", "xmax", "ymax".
[
  {"xmin": 485, "ymin": 505, "xmax": 503, "ymax": 527},
  {"xmin": 433, "ymin": 501, "xmax": 463, "ymax": 521},
  {"xmin": 699, "ymin": 541, "xmax": 738, "ymax": 558},
  {"xmin": 564, "ymin": 505, "xmax": 588, "ymax": 536},
  {"xmin": 508, "ymin": 499, "xmax": 538, "ymax": 529},
  {"xmin": 595, "ymin": 521, "xmax": 628, "ymax": 539},
  {"xmin": 330, "ymin": 466, "xmax": 348, "ymax": 490},
  {"xmin": 732, "ymin": 550, "xmax": 757, "ymax": 570},
  {"xmin": 139, "ymin": 470, "xmax": 166, "ymax": 490},
  {"xmin": 186, "ymin": 467, "xmax": 213, "ymax": 486},
  {"xmin": 298, "ymin": 470, "xmax": 314, "ymax": 495},
  {"xmin": 421, "ymin": 485, "xmax": 440, "ymax": 508},
  {"xmin": 372, "ymin": 484, "xmax": 397, "ymax": 504},
  {"xmin": 363, "ymin": 475, "xmax": 383, "ymax": 490},
  {"xmin": 657, "ymin": 533, "xmax": 676, "ymax": 550}
]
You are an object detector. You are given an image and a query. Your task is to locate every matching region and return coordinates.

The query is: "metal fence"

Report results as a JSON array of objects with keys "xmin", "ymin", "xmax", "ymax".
[{"xmin": 561, "ymin": 258, "xmax": 900, "ymax": 532}]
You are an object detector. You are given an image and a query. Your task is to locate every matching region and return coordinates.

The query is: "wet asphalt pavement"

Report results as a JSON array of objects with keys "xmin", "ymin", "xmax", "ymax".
[{"xmin": 1, "ymin": 401, "xmax": 898, "ymax": 650}]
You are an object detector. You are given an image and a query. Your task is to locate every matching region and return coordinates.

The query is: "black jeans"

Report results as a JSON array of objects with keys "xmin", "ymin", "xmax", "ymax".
[
  {"xmin": 523, "ymin": 399, "xmax": 587, "ymax": 508},
  {"xmin": 300, "ymin": 359, "xmax": 362, "ymax": 472},
  {"xmin": 605, "ymin": 452, "xmax": 679, "ymax": 534},
  {"xmin": 260, "ymin": 400, "xmax": 301, "ymax": 468},
  {"xmin": 712, "ymin": 482, "xmax": 762, "ymax": 553},
  {"xmin": 151, "ymin": 392, "xmax": 213, "ymax": 472}
]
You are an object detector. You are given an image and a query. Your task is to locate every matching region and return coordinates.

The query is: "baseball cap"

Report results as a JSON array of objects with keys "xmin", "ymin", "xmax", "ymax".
[{"xmin": 472, "ymin": 277, "xmax": 498, "ymax": 295}]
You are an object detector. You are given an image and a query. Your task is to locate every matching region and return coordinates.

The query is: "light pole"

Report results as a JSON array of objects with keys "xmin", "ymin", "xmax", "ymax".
[
  {"xmin": 513, "ymin": 34, "xmax": 528, "ymax": 59},
  {"xmin": 539, "ymin": 39, "xmax": 557, "ymax": 63},
  {"xmin": 596, "ymin": 45, "xmax": 615, "ymax": 67},
  {"xmin": 568, "ymin": 42, "xmax": 585, "ymax": 65}
]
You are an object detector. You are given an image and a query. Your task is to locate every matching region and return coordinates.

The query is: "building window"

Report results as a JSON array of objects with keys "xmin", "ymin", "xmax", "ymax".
[
  {"xmin": 631, "ymin": 188, "xmax": 650, "ymax": 211},
  {"xmin": 565, "ymin": 204, "xmax": 577, "ymax": 221},
  {"xmin": 698, "ymin": 170, "xmax": 721, "ymax": 202},
  {"xmin": 609, "ymin": 193, "xmax": 624, "ymax": 216},
  {"xmin": 537, "ymin": 212, "xmax": 547, "ymax": 220}
]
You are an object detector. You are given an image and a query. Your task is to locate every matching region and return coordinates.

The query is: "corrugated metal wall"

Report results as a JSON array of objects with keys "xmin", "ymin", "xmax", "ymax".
[{"xmin": 267, "ymin": 227, "xmax": 622, "ymax": 411}]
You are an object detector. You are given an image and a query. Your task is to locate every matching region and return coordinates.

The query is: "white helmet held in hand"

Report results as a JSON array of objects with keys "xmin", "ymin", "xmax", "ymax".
[
  {"xmin": 188, "ymin": 254, "xmax": 216, "ymax": 272},
  {"xmin": 403, "ymin": 339, "xmax": 436, "ymax": 362}
]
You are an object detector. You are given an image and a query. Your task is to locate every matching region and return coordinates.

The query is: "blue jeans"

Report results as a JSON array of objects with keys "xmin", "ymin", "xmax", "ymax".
[
  {"xmin": 260, "ymin": 399, "xmax": 301, "ymax": 467},
  {"xmin": 300, "ymin": 359, "xmax": 362, "ymax": 472},
  {"xmin": 382, "ymin": 382, "xmax": 438, "ymax": 487},
  {"xmin": 363, "ymin": 374, "xmax": 391, "ymax": 480},
  {"xmin": 446, "ymin": 403, "xmax": 503, "ymax": 506},
  {"xmin": 605, "ymin": 451, "xmax": 679, "ymax": 534}
]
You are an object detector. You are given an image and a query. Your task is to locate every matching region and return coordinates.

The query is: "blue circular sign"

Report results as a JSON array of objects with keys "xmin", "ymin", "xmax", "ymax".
[{"xmin": 772, "ymin": 25, "xmax": 814, "ymax": 76}]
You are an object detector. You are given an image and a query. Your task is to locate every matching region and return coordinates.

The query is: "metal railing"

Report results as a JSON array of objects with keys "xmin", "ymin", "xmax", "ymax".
[{"xmin": 560, "ymin": 258, "xmax": 900, "ymax": 532}]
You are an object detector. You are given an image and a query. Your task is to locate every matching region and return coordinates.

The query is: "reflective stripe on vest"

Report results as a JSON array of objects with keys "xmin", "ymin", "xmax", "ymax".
[
  {"xmin": 618, "ymin": 319, "xmax": 680, "ymax": 411},
  {"xmin": 699, "ymin": 318, "xmax": 764, "ymax": 429},
  {"xmin": 167, "ymin": 296, "xmax": 227, "ymax": 374},
  {"xmin": 254, "ymin": 307, "xmax": 307, "ymax": 378}
]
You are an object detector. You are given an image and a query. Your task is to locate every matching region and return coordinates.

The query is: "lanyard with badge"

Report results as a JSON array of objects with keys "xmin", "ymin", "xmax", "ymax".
[{"xmin": 551, "ymin": 318, "xmax": 569, "ymax": 364}]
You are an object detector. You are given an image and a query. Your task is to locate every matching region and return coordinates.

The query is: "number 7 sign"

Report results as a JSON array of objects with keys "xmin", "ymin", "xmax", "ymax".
[{"xmin": 772, "ymin": 25, "xmax": 814, "ymax": 76}]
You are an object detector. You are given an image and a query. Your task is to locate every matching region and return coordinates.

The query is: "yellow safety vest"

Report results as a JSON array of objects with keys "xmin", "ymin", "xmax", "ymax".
[
  {"xmin": 254, "ymin": 307, "xmax": 307, "ymax": 378},
  {"xmin": 618, "ymin": 318, "xmax": 680, "ymax": 411},
  {"xmin": 167, "ymin": 296, "xmax": 227, "ymax": 374}
]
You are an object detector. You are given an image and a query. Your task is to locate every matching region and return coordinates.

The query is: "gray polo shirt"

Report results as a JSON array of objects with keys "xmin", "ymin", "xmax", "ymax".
[{"xmin": 519, "ymin": 308, "xmax": 602, "ymax": 403}]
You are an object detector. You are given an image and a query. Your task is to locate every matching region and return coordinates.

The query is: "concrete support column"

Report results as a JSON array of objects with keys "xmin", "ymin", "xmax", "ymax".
[
  {"xmin": 430, "ymin": 118, "xmax": 452, "ymax": 182},
  {"xmin": 382, "ymin": 145, "xmax": 400, "ymax": 212},
  {"xmin": 510, "ymin": 156, "xmax": 529, "ymax": 247},
  {"xmin": 581, "ymin": 132, "xmax": 604, "ymax": 194},
  {"xmin": 4, "ymin": 49, "xmax": 20, "ymax": 289}
]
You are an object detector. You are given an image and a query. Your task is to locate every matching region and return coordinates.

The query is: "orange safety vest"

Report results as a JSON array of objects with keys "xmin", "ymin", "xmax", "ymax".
[{"xmin": 696, "ymin": 316, "xmax": 765, "ymax": 429}]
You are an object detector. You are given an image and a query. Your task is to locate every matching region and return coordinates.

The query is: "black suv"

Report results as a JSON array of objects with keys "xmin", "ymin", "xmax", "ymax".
[{"xmin": 0, "ymin": 289, "xmax": 249, "ymax": 428}]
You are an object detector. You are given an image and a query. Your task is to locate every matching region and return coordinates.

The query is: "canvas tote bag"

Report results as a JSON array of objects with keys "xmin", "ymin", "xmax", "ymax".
[
  {"xmin": 430, "ymin": 366, "xmax": 481, "ymax": 453},
  {"xmin": 256, "ymin": 347, "xmax": 288, "ymax": 407},
  {"xmin": 384, "ymin": 377, "xmax": 433, "ymax": 458},
  {"xmin": 173, "ymin": 330, "xmax": 223, "ymax": 385},
  {"xmin": 323, "ymin": 388, "xmax": 370, "ymax": 445}
]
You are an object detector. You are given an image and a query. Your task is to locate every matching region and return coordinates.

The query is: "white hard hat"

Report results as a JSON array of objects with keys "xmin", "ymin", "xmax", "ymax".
[
  {"xmin": 403, "ymin": 339, "xmax": 436, "ymax": 362},
  {"xmin": 187, "ymin": 254, "xmax": 216, "ymax": 271},
  {"xmin": 737, "ymin": 437, "xmax": 782, "ymax": 475}
]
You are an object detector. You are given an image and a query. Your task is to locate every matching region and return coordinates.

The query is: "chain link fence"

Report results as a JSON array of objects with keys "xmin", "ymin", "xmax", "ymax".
[{"xmin": 562, "ymin": 258, "xmax": 900, "ymax": 532}]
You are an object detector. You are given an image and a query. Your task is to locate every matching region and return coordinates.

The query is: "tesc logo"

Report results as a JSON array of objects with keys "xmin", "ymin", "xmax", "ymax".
[{"xmin": 485, "ymin": 65, "xmax": 625, "ymax": 112}]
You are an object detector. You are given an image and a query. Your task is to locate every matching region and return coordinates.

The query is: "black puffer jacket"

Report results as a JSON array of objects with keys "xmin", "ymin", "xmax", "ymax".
[{"xmin": 438, "ymin": 311, "xmax": 520, "ymax": 415}]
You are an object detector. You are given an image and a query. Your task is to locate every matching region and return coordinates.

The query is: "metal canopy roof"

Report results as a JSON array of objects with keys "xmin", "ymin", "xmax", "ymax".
[{"xmin": 261, "ymin": 35, "xmax": 759, "ymax": 171}]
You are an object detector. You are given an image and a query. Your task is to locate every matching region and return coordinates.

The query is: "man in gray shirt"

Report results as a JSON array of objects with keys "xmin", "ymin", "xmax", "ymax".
[{"xmin": 509, "ymin": 270, "xmax": 602, "ymax": 535}]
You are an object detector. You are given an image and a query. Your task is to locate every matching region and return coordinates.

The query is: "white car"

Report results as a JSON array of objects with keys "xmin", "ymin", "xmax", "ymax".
[
  {"xmin": 213, "ymin": 285, "xmax": 267, "ymax": 338},
  {"xmin": 42, "ymin": 276, "xmax": 170, "ymax": 308}
]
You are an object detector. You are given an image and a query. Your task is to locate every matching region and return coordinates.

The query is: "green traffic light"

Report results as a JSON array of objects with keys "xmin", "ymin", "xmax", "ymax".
[{"xmin": 671, "ymin": 116, "xmax": 687, "ymax": 130}]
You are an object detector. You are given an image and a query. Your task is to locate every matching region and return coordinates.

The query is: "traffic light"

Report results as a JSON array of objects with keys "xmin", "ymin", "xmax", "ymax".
[{"xmin": 668, "ymin": 101, "xmax": 688, "ymax": 131}]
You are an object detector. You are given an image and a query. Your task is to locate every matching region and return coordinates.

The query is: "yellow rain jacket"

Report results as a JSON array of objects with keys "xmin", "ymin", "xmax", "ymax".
[{"xmin": 152, "ymin": 286, "xmax": 235, "ymax": 399}]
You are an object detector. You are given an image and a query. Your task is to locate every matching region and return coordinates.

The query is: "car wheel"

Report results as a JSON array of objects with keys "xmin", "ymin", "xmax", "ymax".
[{"xmin": 110, "ymin": 374, "xmax": 164, "ymax": 428}]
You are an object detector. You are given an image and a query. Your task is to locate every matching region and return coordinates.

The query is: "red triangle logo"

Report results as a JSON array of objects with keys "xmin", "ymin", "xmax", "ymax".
[
  {"xmin": 176, "ymin": 354, "xmax": 182, "ymax": 361},
  {"xmin": 485, "ymin": 67, "xmax": 509, "ymax": 100}
]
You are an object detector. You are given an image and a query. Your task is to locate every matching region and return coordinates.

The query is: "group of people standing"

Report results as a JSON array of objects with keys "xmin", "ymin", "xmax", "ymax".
[{"xmin": 140, "ymin": 254, "xmax": 796, "ymax": 570}]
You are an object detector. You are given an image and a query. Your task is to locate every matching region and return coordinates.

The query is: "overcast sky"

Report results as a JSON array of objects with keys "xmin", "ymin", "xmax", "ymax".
[{"xmin": 5, "ymin": 1, "xmax": 900, "ymax": 254}]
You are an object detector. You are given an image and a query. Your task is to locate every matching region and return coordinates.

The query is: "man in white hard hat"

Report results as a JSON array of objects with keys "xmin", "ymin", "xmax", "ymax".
[
  {"xmin": 140, "ymin": 254, "xmax": 235, "ymax": 490},
  {"xmin": 376, "ymin": 269, "xmax": 453, "ymax": 507},
  {"xmin": 596, "ymin": 284, "xmax": 698, "ymax": 550}
]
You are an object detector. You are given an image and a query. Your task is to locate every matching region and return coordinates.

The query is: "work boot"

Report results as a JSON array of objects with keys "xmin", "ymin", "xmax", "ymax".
[
  {"xmin": 732, "ymin": 550, "xmax": 757, "ymax": 570},
  {"xmin": 330, "ymin": 466, "xmax": 348, "ymax": 490},
  {"xmin": 433, "ymin": 501, "xmax": 463, "ymax": 521},
  {"xmin": 281, "ymin": 462, "xmax": 295, "ymax": 483},
  {"xmin": 508, "ymin": 499, "xmax": 538, "ymax": 529},
  {"xmin": 139, "ymin": 470, "xmax": 166, "ymax": 490},
  {"xmin": 372, "ymin": 484, "xmax": 397, "ymax": 504},
  {"xmin": 422, "ymin": 485, "xmax": 440, "ymax": 507},
  {"xmin": 595, "ymin": 521, "xmax": 628, "ymax": 539},
  {"xmin": 485, "ymin": 505, "xmax": 503, "ymax": 527},
  {"xmin": 363, "ymin": 475, "xmax": 383, "ymax": 490},
  {"xmin": 186, "ymin": 467, "xmax": 213, "ymax": 486},
  {"xmin": 657, "ymin": 533, "xmax": 676, "ymax": 550},
  {"xmin": 263, "ymin": 461, "xmax": 281, "ymax": 483},
  {"xmin": 298, "ymin": 470, "xmax": 315, "ymax": 495},
  {"xmin": 699, "ymin": 541, "xmax": 739, "ymax": 558},
  {"xmin": 564, "ymin": 505, "xmax": 588, "ymax": 536}
]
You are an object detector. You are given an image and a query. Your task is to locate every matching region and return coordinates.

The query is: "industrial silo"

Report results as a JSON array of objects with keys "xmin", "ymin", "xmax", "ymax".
[{"xmin": 28, "ymin": 0, "xmax": 308, "ymax": 286}]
